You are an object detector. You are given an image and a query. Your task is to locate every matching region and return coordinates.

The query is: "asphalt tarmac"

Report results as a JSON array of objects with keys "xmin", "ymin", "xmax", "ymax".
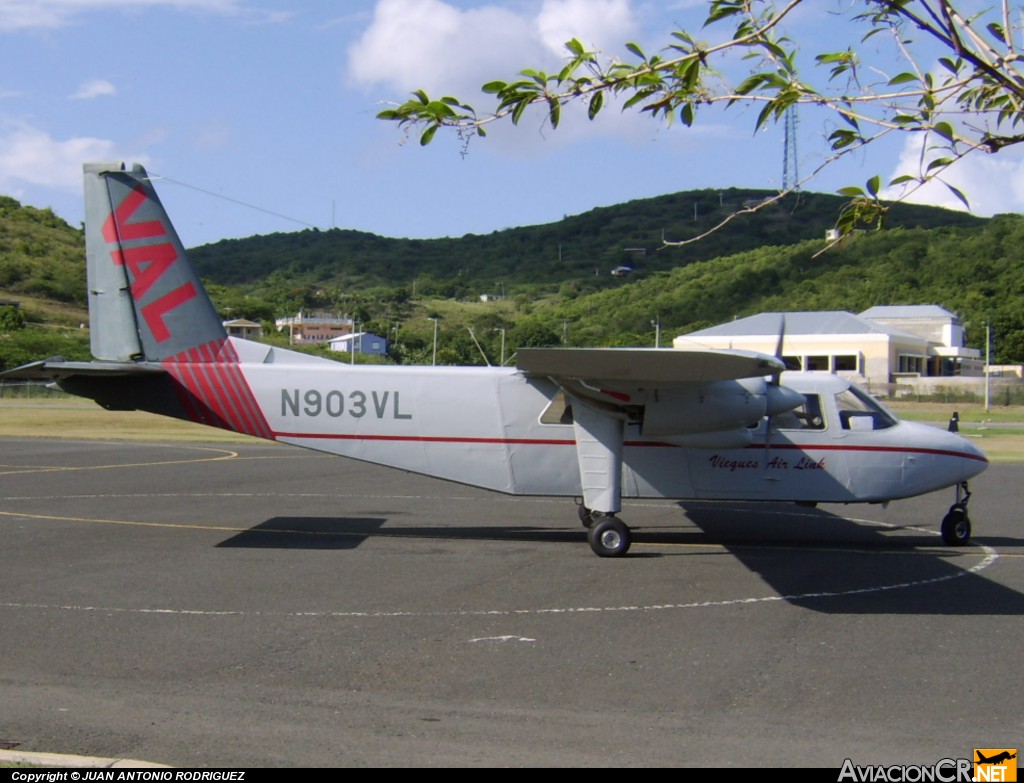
[{"xmin": 0, "ymin": 437, "xmax": 1021, "ymax": 768}]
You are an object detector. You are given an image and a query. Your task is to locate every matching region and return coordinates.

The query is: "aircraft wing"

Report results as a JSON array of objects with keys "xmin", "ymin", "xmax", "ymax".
[
  {"xmin": 517, "ymin": 347, "xmax": 796, "ymax": 437},
  {"xmin": 517, "ymin": 347, "xmax": 783, "ymax": 387}
]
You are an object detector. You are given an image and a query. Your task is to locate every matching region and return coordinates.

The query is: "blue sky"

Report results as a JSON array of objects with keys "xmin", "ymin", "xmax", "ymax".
[{"xmin": 1, "ymin": 0, "xmax": 1022, "ymax": 248}]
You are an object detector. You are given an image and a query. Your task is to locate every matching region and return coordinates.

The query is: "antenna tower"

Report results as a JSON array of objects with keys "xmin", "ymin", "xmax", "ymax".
[{"xmin": 782, "ymin": 107, "xmax": 799, "ymax": 191}]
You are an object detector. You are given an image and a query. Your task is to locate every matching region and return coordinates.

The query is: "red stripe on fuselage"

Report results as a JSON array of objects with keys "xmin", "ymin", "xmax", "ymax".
[
  {"xmin": 268, "ymin": 431, "xmax": 985, "ymax": 462},
  {"xmin": 161, "ymin": 339, "xmax": 274, "ymax": 439}
]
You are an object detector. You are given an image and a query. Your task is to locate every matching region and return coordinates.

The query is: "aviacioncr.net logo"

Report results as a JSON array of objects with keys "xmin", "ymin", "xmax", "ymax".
[{"xmin": 838, "ymin": 758, "xmax": 973, "ymax": 782}]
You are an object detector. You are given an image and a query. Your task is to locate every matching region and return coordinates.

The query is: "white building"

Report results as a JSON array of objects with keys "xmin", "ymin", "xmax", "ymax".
[
  {"xmin": 275, "ymin": 311, "xmax": 353, "ymax": 344},
  {"xmin": 675, "ymin": 306, "xmax": 982, "ymax": 390}
]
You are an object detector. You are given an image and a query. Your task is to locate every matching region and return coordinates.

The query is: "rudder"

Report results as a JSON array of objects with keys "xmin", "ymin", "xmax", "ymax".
[{"xmin": 84, "ymin": 162, "xmax": 227, "ymax": 363}]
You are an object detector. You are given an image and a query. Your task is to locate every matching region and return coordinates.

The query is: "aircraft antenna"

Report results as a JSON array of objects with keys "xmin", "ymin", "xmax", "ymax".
[{"xmin": 153, "ymin": 172, "xmax": 320, "ymax": 230}]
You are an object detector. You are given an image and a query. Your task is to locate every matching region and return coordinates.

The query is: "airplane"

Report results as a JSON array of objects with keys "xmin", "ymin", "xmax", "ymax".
[
  {"xmin": 977, "ymin": 752, "xmax": 1017, "ymax": 765},
  {"xmin": 1, "ymin": 162, "xmax": 989, "ymax": 557}
]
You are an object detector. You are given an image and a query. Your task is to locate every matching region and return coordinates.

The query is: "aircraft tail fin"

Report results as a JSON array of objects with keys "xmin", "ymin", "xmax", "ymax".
[
  {"xmin": 84, "ymin": 162, "xmax": 228, "ymax": 364},
  {"xmin": 78, "ymin": 163, "xmax": 275, "ymax": 440}
]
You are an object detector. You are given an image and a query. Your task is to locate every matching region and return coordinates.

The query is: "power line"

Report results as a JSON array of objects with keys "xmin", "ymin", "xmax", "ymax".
[{"xmin": 150, "ymin": 172, "xmax": 320, "ymax": 230}]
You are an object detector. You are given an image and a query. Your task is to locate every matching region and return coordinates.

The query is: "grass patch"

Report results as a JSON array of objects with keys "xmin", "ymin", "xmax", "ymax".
[{"xmin": 0, "ymin": 397, "xmax": 260, "ymax": 443}]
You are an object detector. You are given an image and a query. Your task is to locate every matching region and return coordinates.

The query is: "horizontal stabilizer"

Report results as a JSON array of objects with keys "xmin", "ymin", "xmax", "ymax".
[{"xmin": 1, "ymin": 358, "xmax": 165, "ymax": 381}]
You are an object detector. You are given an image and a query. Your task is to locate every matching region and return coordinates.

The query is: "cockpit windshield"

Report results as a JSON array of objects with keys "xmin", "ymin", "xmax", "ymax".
[{"xmin": 836, "ymin": 385, "xmax": 898, "ymax": 431}]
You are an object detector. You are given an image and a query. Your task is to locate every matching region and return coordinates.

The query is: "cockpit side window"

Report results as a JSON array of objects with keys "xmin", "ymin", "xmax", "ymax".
[
  {"xmin": 836, "ymin": 386, "xmax": 897, "ymax": 431},
  {"xmin": 771, "ymin": 394, "xmax": 826, "ymax": 431}
]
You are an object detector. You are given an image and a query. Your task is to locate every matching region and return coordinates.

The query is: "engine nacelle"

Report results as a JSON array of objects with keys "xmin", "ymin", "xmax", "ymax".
[{"xmin": 641, "ymin": 378, "xmax": 803, "ymax": 437}]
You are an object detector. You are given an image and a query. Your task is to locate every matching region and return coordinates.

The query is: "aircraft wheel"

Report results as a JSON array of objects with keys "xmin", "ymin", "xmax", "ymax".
[
  {"xmin": 941, "ymin": 504, "xmax": 972, "ymax": 546},
  {"xmin": 577, "ymin": 504, "xmax": 595, "ymax": 529},
  {"xmin": 588, "ymin": 517, "xmax": 632, "ymax": 558}
]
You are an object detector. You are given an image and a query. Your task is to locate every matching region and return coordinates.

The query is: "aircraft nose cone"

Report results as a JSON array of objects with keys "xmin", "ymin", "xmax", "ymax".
[
  {"xmin": 766, "ymin": 384, "xmax": 806, "ymax": 417},
  {"xmin": 948, "ymin": 431, "xmax": 988, "ymax": 480},
  {"xmin": 909, "ymin": 421, "xmax": 989, "ymax": 483}
]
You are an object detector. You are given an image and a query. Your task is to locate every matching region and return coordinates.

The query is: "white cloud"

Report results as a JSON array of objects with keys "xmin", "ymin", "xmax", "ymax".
[
  {"xmin": 0, "ymin": 0, "xmax": 285, "ymax": 31},
  {"xmin": 349, "ymin": 0, "xmax": 641, "ymax": 95},
  {"xmin": 347, "ymin": 0, "xmax": 542, "ymax": 97},
  {"xmin": 535, "ymin": 0, "xmax": 638, "ymax": 56},
  {"xmin": 70, "ymin": 79, "xmax": 117, "ymax": 100},
  {"xmin": 192, "ymin": 120, "xmax": 232, "ymax": 152},
  {"xmin": 883, "ymin": 131, "xmax": 1024, "ymax": 217},
  {"xmin": 0, "ymin": 119, "xmax": 139, "ymax": 192},
  {"xmin": 350, "ymin": 0, "xmax": 656, "ymax": 149}
]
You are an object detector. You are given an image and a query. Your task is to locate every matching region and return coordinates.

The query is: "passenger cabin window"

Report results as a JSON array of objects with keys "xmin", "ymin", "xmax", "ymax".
[
  {"xmin": 836, "ymin": 386, "xmax": 897, "ymax": 430},
  {"xmin": 540, "ymin": 390, "xmax": 573, "ymax": 425},
  {"xmin": 771, "ymin": 394, "xmax": 826, "ymax": 430}
]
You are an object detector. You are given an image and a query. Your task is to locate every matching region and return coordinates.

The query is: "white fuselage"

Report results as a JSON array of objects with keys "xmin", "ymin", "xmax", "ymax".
[{"xmin": 230, "ymin": 339, "xmax": 987, "ymax": 505}]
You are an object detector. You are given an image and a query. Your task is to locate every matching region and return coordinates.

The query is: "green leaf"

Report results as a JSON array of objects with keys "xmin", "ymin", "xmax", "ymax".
[
  {"xmin": 933, "ymin": 121, "xmax": 955, "ymax": 141},
  {"xmin": 511, "ymin": 97, "xmax": 530, "ymax": 125},
  {"xmin": 945, "ymin": 183, "xmax": 970, "ymax": 209},
  {"xmin": 625, "ymin": 42, "xmax": 645, "ymax": 60},
  {"xmin": 588, "ymin": 91, "xmax": 603, "ymax": 120},
  {"xmin": 547, "ymin": 97, "xmax": 561, "ymax": 129},
  {"xmin": 837, "ymin": 186, "xmax": 866, "ymax": 197},
  {"xmin": 565, "ymin": 38, "xmax": 584, "ymax": 56},
  {"xmin": 866, "ymin": 175, "xmax": 881, "ymax": 197},
  {"xmin": 419, "ymin": 125, "xmax": 438, "ymax": 146},
  {"xmin": 888, "ymin": 72, "xmax": 919, "ymax": 85},
  {"xmin": 926, "ymin": 157, "xmax": 954, "ymax": 172}
]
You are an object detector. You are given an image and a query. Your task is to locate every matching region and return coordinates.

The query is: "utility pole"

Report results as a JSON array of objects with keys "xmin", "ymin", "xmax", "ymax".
[
  {"xmin": 494, "ymin": 327, "xmax": 506, "ymax": 365},
  {"xmin": 429, "ymin": 317, "xmax": 439, "ymax": 366},
  {"xmin": 985, "ymin": 323, "xmax": 991, "ymax": 412}
]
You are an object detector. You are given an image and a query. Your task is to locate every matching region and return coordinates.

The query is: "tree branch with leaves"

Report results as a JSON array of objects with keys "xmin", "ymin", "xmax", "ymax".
[{"xmin": 378, "ymin": 0, "xmax": 1024, "ymax": 242}]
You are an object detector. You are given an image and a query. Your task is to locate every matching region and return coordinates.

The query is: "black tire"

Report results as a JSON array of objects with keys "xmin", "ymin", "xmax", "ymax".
[
  {"xmin": 941, "ymin": 505, "xmax": 971, "ymax": 546},
  {"xmin": 577, "ymin": 504, "xmax": 595, "ymax": 529},
  {"xmin": 588, "ymin": 517, "xmax": 632, "ymax": 558}
]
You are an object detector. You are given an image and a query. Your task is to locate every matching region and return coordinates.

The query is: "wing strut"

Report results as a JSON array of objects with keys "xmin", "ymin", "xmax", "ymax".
[{"xmin": 571, "ymin": 396, "xmax": 623, "ymax": 516}]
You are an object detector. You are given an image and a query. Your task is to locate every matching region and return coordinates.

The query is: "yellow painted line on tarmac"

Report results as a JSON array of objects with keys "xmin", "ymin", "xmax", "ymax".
[
  {"xmin": 0, "ymin": 508, "xmax": 246, "ymax": 533},
  {"xmin": 0, "ymin": 447, "xmax": 320, "ymax": 476},
  {"xmin": 0, "ymin": 445, "xmax": 240, "ymax": 476},
  {"xmin": 0, "ymin": 508, "xmax": 371, "ymax": 540}
]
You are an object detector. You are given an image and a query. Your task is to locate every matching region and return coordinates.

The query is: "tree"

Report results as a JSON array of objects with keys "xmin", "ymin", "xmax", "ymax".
[
  {"xmin": 0, "ymin": 306, "xmax": 26, "ymax": 332},
  {"xmin": 378, "ymin": 1, "xmax": 1024, "ymax": 240}
]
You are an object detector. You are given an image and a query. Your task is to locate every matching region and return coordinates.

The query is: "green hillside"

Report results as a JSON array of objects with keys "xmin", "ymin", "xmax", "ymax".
[
  {"xmin": 0, "ymin": 196, "xmax": 91, "ymax": 371},
  {"xmin": 522, "ymin": 217, "xmax": 1024, "ymax": 361},
  {"xmin": 3, "ymin": 186, "xmax": 1020, "ymax": 371},
  {"xmin": 190, "ymin": 188, "xmax": 985, "ymax": 293},
  {"xmin": 0, "ymin": 195, "xmax": 86, "ymax": 307}
]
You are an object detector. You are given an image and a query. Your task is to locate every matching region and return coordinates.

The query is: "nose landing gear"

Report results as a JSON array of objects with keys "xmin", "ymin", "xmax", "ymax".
[{"xmin": 941, "ymin": 482, "xmax": 972, "ymax": 546}]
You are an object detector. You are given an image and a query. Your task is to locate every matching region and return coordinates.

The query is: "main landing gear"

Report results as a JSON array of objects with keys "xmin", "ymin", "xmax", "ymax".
[
  {"xmin": 941, "ymin": 481, "xmax": 973, "ymax": 547},
  {"xmin": 577, "ymin": 500, "xmax": 632, "ymax": 557}
]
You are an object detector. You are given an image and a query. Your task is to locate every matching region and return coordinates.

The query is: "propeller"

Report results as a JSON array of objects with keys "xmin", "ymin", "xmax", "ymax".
[{"xmin": 764, "ymin": 314, "xmax": 789, "ymax": 470}]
